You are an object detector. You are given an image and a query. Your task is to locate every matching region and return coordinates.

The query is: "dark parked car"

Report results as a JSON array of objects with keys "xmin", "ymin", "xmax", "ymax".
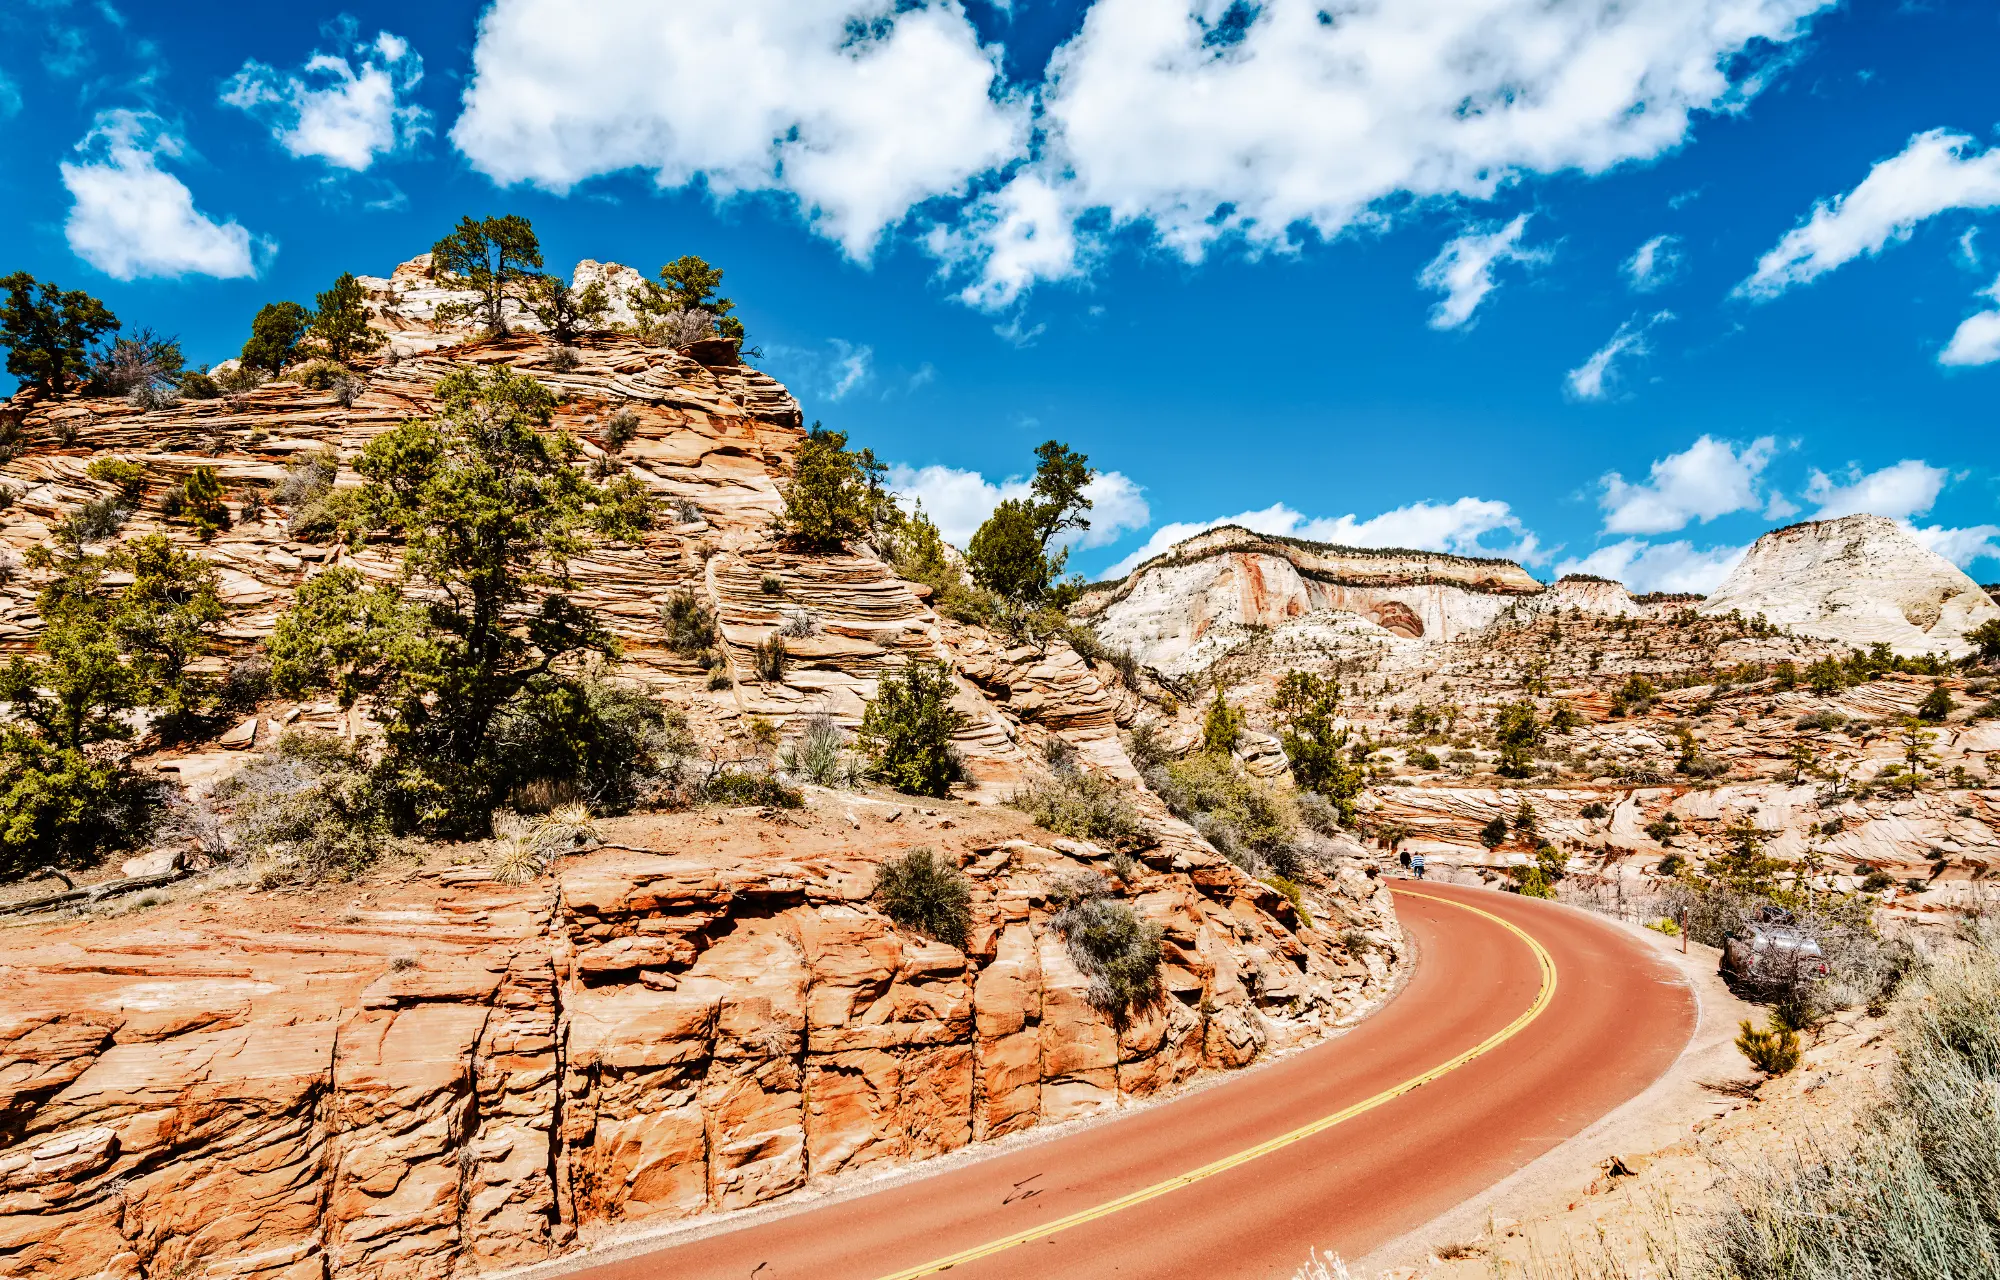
[{"xmin": 1720, "ymin": 906, "xmax": 1829, "ymax": 993}]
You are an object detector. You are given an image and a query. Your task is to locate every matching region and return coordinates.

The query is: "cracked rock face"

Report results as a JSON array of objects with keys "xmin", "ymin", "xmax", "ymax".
[{"xmin": 0, "ymin": 807, "xmax": 1400, "ymax": 1280}]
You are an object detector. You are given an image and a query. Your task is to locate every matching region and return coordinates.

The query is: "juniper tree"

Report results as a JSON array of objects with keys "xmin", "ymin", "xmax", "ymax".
[
  {"xmin": 241, "ymin": 301, "xmax": 311, "ymax": 375},
  {"xmin": 432, "ymin": 215, "xmax": 543, "ymax": 334},
  {"xmin": 305, "ymin": 273, "xmax": 383, "ymax": 364},
  {"xmin": 0, "ymin": 273, "xmax": 118, "ymax": 397}
]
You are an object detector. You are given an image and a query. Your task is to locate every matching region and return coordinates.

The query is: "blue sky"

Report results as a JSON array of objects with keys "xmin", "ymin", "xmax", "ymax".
[{"xmin": 5, "ymin": 0, "xmax": 2000, "ymax": 590}]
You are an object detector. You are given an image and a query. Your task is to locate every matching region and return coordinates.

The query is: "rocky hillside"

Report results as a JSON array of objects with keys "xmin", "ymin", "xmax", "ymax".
[
  {"xmin": 1074, "ymin": 520, "xmax": 1999, "ymax": 914},
  {"xmin": 0, "ymin": 255, "xmax": 1402, "ymax": 1280},
  {"xmin": 1701, "ymin": 514, "xmax": 2000, "ymax": 658}
]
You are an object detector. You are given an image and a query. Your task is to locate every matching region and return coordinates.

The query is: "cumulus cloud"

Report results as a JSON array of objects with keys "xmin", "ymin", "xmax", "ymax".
[
  {"xmin": 1566, "ymin": 310, "xmax": 1673, "ymax": 401},
  {"xmin": 451, "ymin": 0, "xmax": 1026, "ymax": 259},
  {"xmin": 1598, "ymin": 435, "xmax": 1777, "ymax": 535},
  {"xmin": 1741, "ymin": 129, "xmax": 2000, "ymax": 299},
  {"xmin": 946, "ymin": 0, "xmax": 1828, "ymax": 306},
  {"xmin": 221, "ymin": 23, "xmax": 430, "ymax": 171},
  {"xmin": 1623, "ymin": 234, "xmax": 1683, "ymax": 291},
  {"xmin": 1419, "ymin": 216, "xmax": 1546, "ymax": 330},
  {"xmin": 1908, "ymin": 523, "xmax": 2000, "ymax": 569},
  {"xmin": 60, "ymin": 110, "xmax": 264, "ymax": 280},
  {"xmin": 1556, "ymin": 539, "xmax": 1748, "ymax": 595},
  {"xmin": 1804, "ymin": 460, "xmax": 1947, "ymax": 521},
  {"xmin": 1100, "ymin": 496, "xmax": 1540, "ymax": 581},
  {"xmin": 888, "ymin": 464, "xmax": 1150, "ymax": 551},
  {"xmin": 1940, "ymin": 272, "xmax": 2000, "ymax": 368},
  {"xmin": 449, "ymin": 0, "xmax": 1830, "ymax": 307}
]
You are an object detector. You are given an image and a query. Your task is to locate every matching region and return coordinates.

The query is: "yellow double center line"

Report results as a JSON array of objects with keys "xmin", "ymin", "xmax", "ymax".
[{"xmin": 876, "ymin": 888, "xmax": 1559, "ymax": 1280}]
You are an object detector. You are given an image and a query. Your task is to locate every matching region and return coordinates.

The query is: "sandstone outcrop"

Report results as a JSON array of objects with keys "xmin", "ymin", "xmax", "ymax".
[
  {"xmin": 1701, "ymin": 514, "xmax": 2000, "ymax": 657},
  {"xmin": 1075, "ymin": 525, "xmax": 1543, "ymax": 676},
  {"xmin": 0, "ymin": 805, "xmax": 1399, "ymax": 1280}
]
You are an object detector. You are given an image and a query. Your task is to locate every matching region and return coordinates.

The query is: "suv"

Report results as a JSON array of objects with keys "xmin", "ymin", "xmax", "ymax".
[{"xmin": 1720, "ymin": 906, "xmax": 1829, "ymax": 993}]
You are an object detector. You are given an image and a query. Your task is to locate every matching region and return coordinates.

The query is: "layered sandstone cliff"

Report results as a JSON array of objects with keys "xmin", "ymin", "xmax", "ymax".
[
  {"xmin": 1074, "ymin": 525, "xmax": 1544, "ymax": 676},
  {"xmin": 1701, "ymin": 514, "xmax": 1999, "ymax": 657},
  {"xmin": 0, "ymin": 257, "xmax": 1406, "ymax": 1280}
]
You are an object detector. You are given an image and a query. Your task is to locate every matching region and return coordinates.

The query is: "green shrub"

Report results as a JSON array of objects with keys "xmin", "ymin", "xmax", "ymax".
[
  {"xmin": 659, "ymin": 589, "xmax": 717, "ymax": 655},
  {"xmin": 1152, "ymin": 752, "xmax": 1302, "ymax": 876},
  {"xmin": 859, "ymin": 660, "xmax": 965, "ymax": 797},
  {"xmin": 217, "ymin": 733, "xmax": 394, "ymax": 884},
  {"xmin": 1917, "ymin": 682, "xmax": 1955, "ymax": 723},
  {"xmin": 760, "ymin": 573, "xmax": 784, "ymax": 596},
  {"xmin": 0, "ymin": 730, "xmax": 132, "ymax": 877},
  {"xmin": 780, "ymin": 712, "xmax": 862, "ymax": 787},
  {"xmin": 178, "ymin": 466, "xmax": 230, "ymax": 541},
  {"xmin": 487, "ymin": 674, "xmax": 684, "ymax": 813},
  {"xmin": 1126, "ymin": 722, "xmax": 1171, "ymax": 772},
  {"xmin": 1479, "ymin": 816, "xmax": 1509, "ymax": 849},
  {"xmin": 873, "ymin": 848, "xmax": 972, "ymax": 947},
  {"xmin": 777, "ymin": 423, "xmax": 892, "ymax": 549},
  {"xmin": 1008, "ymin": 768, "xmax": 1146, "ymax": 847},
  {"xmin": 699, "ymin": 767, "xmax": 804, "ymax": 809},
  {"xmin": 1051, "ymin": 883, "xmax": 1162, "ymax": 1021},
  {"xmin": 1735, "ymin": 1015, "xmax": 1801, "ymax": 1075},
  {"xmin": 86, "ymin": 456, "xmax": 147, "ymax": 503},
  {"xmin": 59, "ymin": 495, "xmax": 128, "ymax": 544},
  {"xmin": 1201, "ymin": 687, "xmax": 1244, "ymax": 756}
]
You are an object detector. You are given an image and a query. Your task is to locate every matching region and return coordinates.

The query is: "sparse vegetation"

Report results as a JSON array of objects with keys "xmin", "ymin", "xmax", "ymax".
[
  {"xmin": 1008, "ymin": 767, "xmax": 1146, "ymax": 847},
  {"xmin": 872, "ymin": 848, "xmax": 972, "ymax": 947},
  {"xmin": 1049, "ymin": 872, "xmax": 1163, "ymax": 1020},
  {"xmin": 780, "ymin": 712, "xmax": 863, "ymax": 787},
  {"xmin": 217, "ymin": 733, "xmax": 396, "ymax": 884},
  {"xmin": 776, "ymin": 423, "xmax": 893, "ymax": 549}
]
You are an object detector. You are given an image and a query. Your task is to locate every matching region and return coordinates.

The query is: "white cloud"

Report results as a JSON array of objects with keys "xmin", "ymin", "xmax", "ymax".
[
  {"xmin": 1741, "ymin": 129, "xmax": 2000, "ymax": 299},
  {"xmin": 222, "ymin": 24, "xmax": 430, "ymax": 171},
  {"xmin": 1940, "ymin": 273, "xmax": 2000, "ymax": 368},
  {"xmin": 1908, "ymin": 523, "xmax": 2000, "ymax": 569},
  {"xmin": 0, "ymin": 69, "xmax": 21, "ymax": 117},
  {"xmin": 60, "ymin": 110, "xmax": 264, "ymax": 280},
  {"xmin": 827, "ymin": 340, "xmax": 873, "ymax": 401},
  {"xmin": 888, "ymin": 465, "xmax": 1150, "ymax": 551},
  {"xmin": 1622, "ymin": 234, "xmax": 1682, "ymax": 291},
  {"xmin": 1100, "ymin": 496, "xmax": 1541, "ymax": 580},
  {"xmin": 1805, "ymin": 459, "xmax": 1946, "ymax": 520},
  {"xmin": 451, "ymin": 0, "xmax": 1027, "ymax": 259},
  {"xmin": 1598, "ymin": 434, "xmax": 1777, "ymax": 534},
  {"xmin": 946, "ymin": 0, "xmax": 1829, "ymax": 306},
  {"xmin": 1419, "ymin": 215, "xmax": 1546, "ymax": 330},
  {"xmin": 1566, "ymin": 310, "xmax": 1673, "ymax": 401},
  {"xmin": 1556, "ymin": 539, "xmax": 1748, "ymax": 595}
]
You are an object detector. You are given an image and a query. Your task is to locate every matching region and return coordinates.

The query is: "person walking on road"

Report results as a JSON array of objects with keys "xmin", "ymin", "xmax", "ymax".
[{"xmin": 1411, "ymin": 852, "xmax": 1427, "ymax": 880}]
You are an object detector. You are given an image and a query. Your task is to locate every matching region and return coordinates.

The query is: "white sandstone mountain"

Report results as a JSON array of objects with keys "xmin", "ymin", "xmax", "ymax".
[{"xmin": 1700, "ymin": 514, "xmax": 1999, "ymax": 656}]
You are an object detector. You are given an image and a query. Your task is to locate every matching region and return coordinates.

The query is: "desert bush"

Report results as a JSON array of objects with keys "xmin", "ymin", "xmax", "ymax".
[
  {"xmin": 1701, "ymin": 931, "xmax": 2000, "ymax": 1280},
  {"xmin": 217, "ymin": 733, "xmax": 394, "ymax": 883},
  {"xmin": 86, "ymin": 456, "xmax": 148, "ymax": 503},
  {"xmin": 1126, "ymin": 722, "xmax": 1171, "ymax": 772},
  {"xmin": 487, "ymin": 675, "xmax": 683, "ymax": 814},
  {"xmin": 275, "ymin": 450, "xmax": 339, "ymax": 507},
  {"xmin": 1294, "ymin": 790, "xmax": 1345, "ymax": 836},
  {"xmin": 859, "ymin": 660, "xmax": 964, "ymax": 797},
  {"xmin": 659, "ymin": 589, "xmax": 717, "ymax": 655},
  {"xmin": 778, "ymin": 607, "xmax": 821, "ymax": 638},
  {"xmin": 286, "ymin": 486, "xmax": 368, "ymax": 542},
  {"xmin": 1050, "ymin": 877, "xmax": 1162, "ymax": 1021},
  {"xmin": 873, "ymin": 848, "xmax": 972, "ymax": 947},
  {"xmin": 546, "ymin": 346, "xmax": 581, "ymax": 373},
  {"xmin": 1008, "ymin": 768, "xmax": 1146, "ymax": 847},
  {"xmin": 297, "ymin": 360, "xmax": 348, "ymax": 391},
  {"xmin": 0, "ymin": 730, "xmax": 136, "ymax": 877},
  {"xmin": 698, "ymin": 767, "xmax": 804, "ymax": 809},
  {"xmin": 760, "ymin": 574, "xmax": 784, "ymax": 595},
  {"xmin": 779, "ymin": 712, "xmax": 862, "ymax": 787},
  {"xmin": 1150, "ymin": 752, "xmax": 1302, "ymax": 877},
  {"xmin": 60, "ymin": 496, "xmax": 128, "ymax": 544},
  {"xmin": 754, "ymin": 634, "xmax": 788, "ymax": 683}
]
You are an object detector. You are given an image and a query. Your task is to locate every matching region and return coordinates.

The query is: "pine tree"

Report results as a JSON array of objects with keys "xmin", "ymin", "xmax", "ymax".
[
  {"xmin": 241, "ymin": 301, "xmax": 311, "ymax": 374},
  {"xmin": 0, "ymin": 272, "xmax": 118, "ymax": 397},
  {"xmin": 432, "ymin": 215, "xmax": 543, "ymax": 333},
  {"xmin": 305, "ymin": 273, "xmax": 383, "ymax": 364}
]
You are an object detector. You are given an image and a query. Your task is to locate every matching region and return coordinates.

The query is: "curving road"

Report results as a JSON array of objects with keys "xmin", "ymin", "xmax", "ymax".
[{"xmin": 571, "ymin": 883, "xmax": 1696, "ymax": 1280}]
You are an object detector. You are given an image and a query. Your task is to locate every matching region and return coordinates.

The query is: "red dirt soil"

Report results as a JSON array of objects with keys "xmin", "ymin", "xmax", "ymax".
[{"xmin": 563, "ymin": 882, "xmax": 1696, "ymax": 1280}]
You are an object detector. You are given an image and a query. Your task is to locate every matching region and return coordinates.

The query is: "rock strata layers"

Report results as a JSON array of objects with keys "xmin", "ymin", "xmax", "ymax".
[{"xmin": 0, "ymin": 807, "xmax": 1399, "ymax": 1280}]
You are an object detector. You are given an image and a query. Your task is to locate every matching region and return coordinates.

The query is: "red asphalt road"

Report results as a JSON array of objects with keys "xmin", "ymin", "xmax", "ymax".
[{"xmin": 574, "ymin": 882, "xmax": 1696, "ymax": 1280}]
